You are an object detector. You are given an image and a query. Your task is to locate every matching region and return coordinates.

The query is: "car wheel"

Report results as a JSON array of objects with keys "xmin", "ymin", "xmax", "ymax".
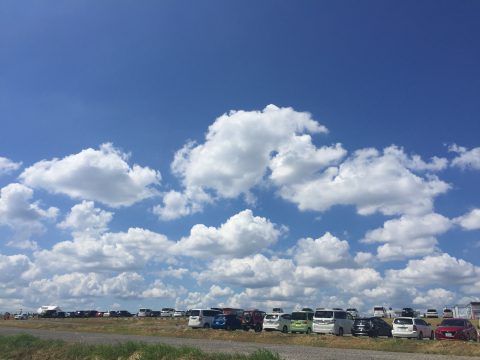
[
  {"xmin": 388, "ymin": 331, "xmax": 393, "ymax": 338},
  {"xmin": 337, "ymin": 328, "xmax": 344, "ymax": 336},
  {"xmin": 282, "ymin": 326, "xmax": 288, "ymax": 333},
  {"xmin": 254, "ymin": 324, "xmax": 262, "ymax": 332},
  {"xmin": 306, "ymin": 328, "xmax": 311, "ymax": 335},
  {"xmin": 203, "ymin": 323, "xmax": 210, "ymax": 329},
  {"xmin": 430, "ymin": 331, "xmax": 434, "ymax": 340},
  {"xmin": 243, "ymin": 327, "xmax": 249, "ymax": 332},
  {"xmin": 418, "ymin": 331, "xmax": 423, "ymax": 340}
]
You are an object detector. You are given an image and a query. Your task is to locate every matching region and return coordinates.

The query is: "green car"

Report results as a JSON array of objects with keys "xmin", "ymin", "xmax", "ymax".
[{"xmin": 290, "ymin": 308, "xmax": 314, "ymax": 334}]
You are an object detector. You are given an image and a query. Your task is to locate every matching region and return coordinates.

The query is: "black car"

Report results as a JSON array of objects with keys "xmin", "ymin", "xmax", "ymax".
[
  {"xmin": 401, "ymin": 307, "xmax": 415, "ymax": 317},
  {"xmin": 352, "ymin": 317, "xmax": 392, "ymax": 337},
  {"xmin": 116, "ymin": 310, "xmax": 133, "ymax": 317}
]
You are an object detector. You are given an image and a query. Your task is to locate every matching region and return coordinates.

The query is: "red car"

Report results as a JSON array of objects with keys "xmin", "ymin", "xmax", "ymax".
[{"xmin": 435, "ymin": 318, "xmax": 479, "ymax": 341}]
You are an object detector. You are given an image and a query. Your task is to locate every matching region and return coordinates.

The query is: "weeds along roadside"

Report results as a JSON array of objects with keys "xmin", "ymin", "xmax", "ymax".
[{"xmin": 0, "ymin": 333, "xmax": 281, "ymax": 360}]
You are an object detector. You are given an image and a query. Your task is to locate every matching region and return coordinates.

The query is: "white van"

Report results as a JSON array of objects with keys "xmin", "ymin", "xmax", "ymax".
[
  {"xmin": 313, "ymin": 309, "xmax": 354, "ymax": 336},
  {"xmin": 373, "ymin": 306, "xmax": 387, "ymax": 318},
  {"xmin": 188, "ymin": 309, "xmax": 221, "ymax": 328}
]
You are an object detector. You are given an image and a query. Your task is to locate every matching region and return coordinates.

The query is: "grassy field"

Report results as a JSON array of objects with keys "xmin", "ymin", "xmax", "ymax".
[
  {"xmin": 0, "ymin": 333, "xmax": 280, "ymax": 360},
  {"xmin": 1, "ymin": 317, "xmax": 479, "ymax": 357}
]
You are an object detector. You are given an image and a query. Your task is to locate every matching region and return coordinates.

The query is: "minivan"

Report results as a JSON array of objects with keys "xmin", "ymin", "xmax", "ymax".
[
  {"xmin": 313, "ymin": 309, "xmax": 354, "ymax": 336},
  {"xmin": 137, "ymin": 308, "xmax": 152, "ymax": 317},
  {"xmin": 373, "ymin": 306, "xmax": 387, "ymax": 318},
  {"xmin": 290, "ymin": 309, "xmax": 314, "ymax": 334},
  {"xmin": 188, "ymin": 309, "xmax": 221, "ymax": 328}
]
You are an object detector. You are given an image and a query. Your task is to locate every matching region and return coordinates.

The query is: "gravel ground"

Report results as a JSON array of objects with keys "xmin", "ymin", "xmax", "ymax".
[{"xmin": 1, "ymin": 327, "xmax": 479, "ymax": 360}]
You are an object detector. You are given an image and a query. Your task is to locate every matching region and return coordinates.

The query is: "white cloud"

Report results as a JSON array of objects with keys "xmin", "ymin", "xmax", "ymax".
[
  {"xmin": 454, "ymin": 208, "xmax": 480, "ymax": 230},
  {"xmin": 152, "ymin": 188, "xmax": 211, "ymax": 220},
  {"xmin": 294, "ymin": 266, "xmax": 382, "ymax": 293},
  {"xmin": 449, "ymin": 144, "xmax": 480, "ymax": 170},
  {"xmin": 279, "ymin": 146, "xmax": 450, "ymax": 216},
  {"xmin": 161, "ymin": 105, "xmax": 331, "ymax": 219},
  {"xmin": 58, "ymin": 201, "xmax": 113, "ymax": 238},
  {"xmin": 0, "ymin": 157, "xmax": 22, "ymax": 175},
  {"xmin": 354, "ymin": 252, "xmax": 376, "ymax": 266},
  {"xmin": 20, "ymin": 143, "xmax": 161, "ymax": 207},
  {"xmin": 175, "ymin": 285, "xmax": 235, "ymax": 310},
  {"xmin": 412, "ymin": 288, "xmax": 456, "ymax": 308},
  {"xmin": 34, "ymin": 227, "xmax": 174, "ymax": 274},
  {"xmin": 141, "ymin": 280, "xmax": 187, "ymax": 299},
  {"xmin": 0, "ymin": 253, "xmax": 33, "ymax": 285},
  {"xmin": 174, "ymin": 209, "xmax": 285, "ymax": 258},
  {"xmin": 196, "ymin": 254, "xmax": 295, "ymax": 288},
  {"xmin": 27, "ymin": 272, "xmax": 146, "ymax": 301},
  {"xmin": 362, "ymin": 213, "xmax": 452, "ymax": 261},
  {"xmin": 0, "ymin": 183, "xmax": 58, "ymax": 249},
  {"xmin": 156, "ymin": 267, "xmax": 189, "ymax": 279},
  {"xmin": 292, "ymin": 232, "xmax": 352, "ymax": 267},
  {"xmin": 385, "ymin": 253, "xmax": 480, "ymax": 287}
]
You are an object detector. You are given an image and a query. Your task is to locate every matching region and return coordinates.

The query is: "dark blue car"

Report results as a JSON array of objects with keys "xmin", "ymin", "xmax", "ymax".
[{"xmin": 211, "ymin": 314, "xmax": 242, "ymax": 330}]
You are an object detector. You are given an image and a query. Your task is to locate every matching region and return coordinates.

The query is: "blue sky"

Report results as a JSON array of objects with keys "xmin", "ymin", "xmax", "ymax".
[{"xmin": 1, "ymin": 0, "xmax": 480, "ymax": 314}]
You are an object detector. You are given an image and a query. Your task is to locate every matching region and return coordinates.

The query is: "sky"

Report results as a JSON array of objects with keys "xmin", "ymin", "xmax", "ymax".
[{"xmin": 1, "ymin": 0, "xmax": 480, "ymax": 314}]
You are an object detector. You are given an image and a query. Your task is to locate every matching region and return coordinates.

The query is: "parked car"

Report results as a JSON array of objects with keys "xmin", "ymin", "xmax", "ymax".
[
  {"xmin": 116, "ymin": 310, "xmax": 133, "ymax": 317},
  {"xmin": 173, "ymin": 310, "xmax": 185, "ymax": 317},
  {"xmin": 392, "ymin": 317, "xmax": 434, "ymax": 340},
  {"xmin": 241, "ymin": 309, "xmax": 265, "ymax": 332},
  {"xmin": 151, "ymin": 311, "xmax": 161, "ymax": 317},
  {"xmin": 313, "ymin": 308, "xmax": 354, "ymax": 336},
  {"xmin": 160, "ymin": 308, "xmax": 175, "ymax": 317},
  {"xmin": 401, "ymin": 308, "xmax": 415, "ymax": 317},
  {"xmin": 263, "ymin": 312, "xmax": 291, "ymax": 333},
  {"xmin": 435, "ymin": 318, "xmax": 479, "ymax": 341},
  {"xmin": 212, "ymin": 313, "xmax": 242, "ymax": 330},
  {"xmin": 443, "ymin": 308, "xmax": 454, "ymax": 318},
  {"xmin": 188, "ymin": 309, "xmax": 221, "ymax": 328},
  {"xmin": 291, "ymin": 309, "xmax": 314, "ymax": 334},
  {"xmin": 346, "ymin": 308, "xmax": 359, "ymax": 318},
  {"xmin": 352, "ymin": 317, "xmax": 392, "ymax": 337},
  {"xmin": 14, "ymin": 313, "xmax": 28, "ymax": 320},
  {"xmin": 373, "ymin": 306, "xmax": 387, "ymax": 318},
  {"xmin": 425, "ymin": 309, "xmax": 438, "ymax": 318},
  {"xmin": 137, "ymin": 308, "xmax": 153, "ymax": 317}
]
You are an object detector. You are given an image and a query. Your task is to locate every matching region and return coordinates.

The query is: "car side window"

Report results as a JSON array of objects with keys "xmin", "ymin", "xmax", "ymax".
[
  {"xmin": 346, "ymin": 313, "xmax": 353, "ymax": 320},
  {"xmin": 416, "ymin": 319, "xmax": 426, "ymax": 326},
  {"xmin": 335, "ymin": 311, "xmax": 346, "ymax": 319},
  {"xmin": 308, "ymin": 313, "xmax": 314, "ymax": 320}
]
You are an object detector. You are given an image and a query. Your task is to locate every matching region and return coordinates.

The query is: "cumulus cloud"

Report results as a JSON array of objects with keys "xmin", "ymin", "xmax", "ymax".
[
  {"xmin": 279, "ymin": 146, "xmax": 450, "ymax": 216},
  {"xmin": 159, "ymin": 105, "xmax": 334, "ymax": 219},
  {"xmin": 27, "ymin": 272, "xmax": 146, "ymax": 301},
  {"xmin": 20, "ymin": 143, "xmax": 161, "ymax": 207},
  {"xmin": 142, "ymin": 280, "xmax": 187, "ymax": 298},
  {"xmin": 0, "ymin": 157, "xmax": 22, "ymax": 175},
  {"xmin": 34, "ymin": 227, "xmax": 174, "ymax": 274},
  {"xmin": 58, "ymin": 201, "xmax": 113, "ymax": 238},
  {"xmin": 0, "ymin": 253, "xmax": 33, "ymax": 285},
  {"xmin": 412, "ymin": 288, "xmax": 456, "ymax": 308},
  {"xmin": 175, "ymin": 285, "xmax": 235, "ymax": 309},
  {"xmin": 385, "ymin": 253, "xmax": 480, "ymax": 287},
  {"xmin": 196, "ymin": 254, "xmax": 295, "ymax": 288},
  {"xmin": 292, "ymin": 232, "xmax": 352, "ymax": 267},
  {"xmin": 362, "ymin": 213, "xmax": 452, "ymax": 261},
  {"xmin": 174, "ymin": 209, "xmax": 285, "ymax": 258},
  {"xmin": 449, "ymin": 144, "xmax": 480, "ymax": 170},
  {"xmin": 454, "ymin": 208, "xmax": 480, "ymax": 230},
  {"xmin": 0, "ymin": 183, "xmax": 58, "ymax": 249}
]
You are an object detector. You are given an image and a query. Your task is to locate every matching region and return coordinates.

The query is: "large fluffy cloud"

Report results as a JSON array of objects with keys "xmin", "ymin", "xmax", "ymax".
[
  {"xmin": 20, "ymin": 143, "xmax": 161, "ymax": 207},
  {"xmin": 362, "ymin": 213, "xmax": 452, "ymax": 261},
  {"xmin": 454, "ymin": 208, "xmax": 480, "ymax": 230},
  {"xmin": 58, "ymin": 201, "xmax": 113, "ymax": 238},
  {"xmin": 449, "ymin": 144, "xmax": 480, "ymax": 170},
  {"xmin": 280, "ymin": 146, "xmax": 450, "ymax": 216},
  {"xmin": 156, "ymin": 105, "xmax": 340, "ymax": 219},
  {"xmin": 0, "ymin": 157, "xmax": 21, "ymax": 175},
  {"xmin": 0, "ymin": 183, "xmax": 58, "ymax": 249},
  {"xmin": 292, "ymin": 232, "xmax": 352, "ymax": 267},
  {"xmin": 174, "ymin": 209, "xmax": 285, "ymax": 258},
  {"xmin": 385, "ymin": 253, "xmax": 480, "ymax": 287}
]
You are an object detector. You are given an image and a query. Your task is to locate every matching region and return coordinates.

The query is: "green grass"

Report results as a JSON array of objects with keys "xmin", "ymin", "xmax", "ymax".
[{"xmin": 0, "ymin": 334, "xmax": 281, "ymax": 360}]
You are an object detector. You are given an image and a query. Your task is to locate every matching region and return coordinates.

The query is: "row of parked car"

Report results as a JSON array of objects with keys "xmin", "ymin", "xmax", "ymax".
[{"xmin": 187, "ymin": 307, "xmax": 479, "ymax": 341}]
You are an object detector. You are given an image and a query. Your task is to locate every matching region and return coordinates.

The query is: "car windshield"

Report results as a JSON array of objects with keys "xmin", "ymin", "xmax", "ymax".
[
  {"xmin": 190, "ymin": 310, "xmax": 200, "ymax": 316},
  {"xmin": 374, "ymin": 307, "xmax": 384, "ymax": 311},
  {"xmin": 265, "ymin": 314, "xmax": 279, "ymax": 320},
  {"xmin": 394, "ymin": 318, "xmax": 413, "ymax": 325},
  {"xmin": 291, "ymin": 312, "xmax": 308, "ymax": 320},
  {"xmin": 441, "ymin": 319, "xmax": 465, "ymax": 327},
  {"xmin": 215, "ymin": 315, "xmax": 225, "ymax": 320},
  {"xmin": 354, "ymin": 319, "xmax": 371, "ymax": 325},
  {"xmin": 427, "ymin": 309, "xmax": 436, "ymax": 312},
  {"xmin": 314, "ymin": 311, "xmax": 333, "ymax": 318}
]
